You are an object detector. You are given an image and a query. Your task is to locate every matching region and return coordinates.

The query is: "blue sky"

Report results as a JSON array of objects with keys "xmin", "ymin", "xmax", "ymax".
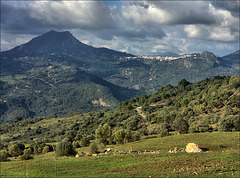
[
  {"xmin": 1, "ymin": 1, "xmax": 239, "ymax": 56},
  {"xmin": 105, "ymin": 0, "xmax": 122, "ymax": 7}
]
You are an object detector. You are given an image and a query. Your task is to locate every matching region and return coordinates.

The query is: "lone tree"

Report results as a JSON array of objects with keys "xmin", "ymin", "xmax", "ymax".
[
  {"xmin": 95, "ymin": 123, "xmax": 112, "ymax": 145},
  {"xmin": 55, "ymin": 140, "xmax": 76, "ymax": 157}
]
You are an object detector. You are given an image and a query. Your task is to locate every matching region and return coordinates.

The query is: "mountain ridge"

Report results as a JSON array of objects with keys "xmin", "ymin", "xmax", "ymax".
[
  {"xmin": 1, "ymin": 30, "xmax": 239, "ymax": 122},
  {"xmin": 2, "ymin": 30, "xmax": 133, "ymax": 58}
]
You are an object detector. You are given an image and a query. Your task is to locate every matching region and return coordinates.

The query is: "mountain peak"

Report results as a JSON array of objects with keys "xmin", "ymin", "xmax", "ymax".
[
  {"xmin": 4, "ymin": 30, "xmax": 86, "ymax": 56},
  {"xmin": 43, "ymin": 30, "xmax": 73, "ymax": 38},
  {"xmin": 2, "ymin": 30, "xmax": 133, "ymax": 59},
  {"xmin": 33, "ymin": 30, "xmax": 81, "ymax": 47},
  {"xmin": 199, "ymin": 51, "xmax": 216, "ymax": 58}
]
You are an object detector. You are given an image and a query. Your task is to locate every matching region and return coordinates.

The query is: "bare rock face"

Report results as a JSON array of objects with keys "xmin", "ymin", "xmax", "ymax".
[{"xmin": 185, "ymin": 143, "xmax": 203, "ymax": 153}]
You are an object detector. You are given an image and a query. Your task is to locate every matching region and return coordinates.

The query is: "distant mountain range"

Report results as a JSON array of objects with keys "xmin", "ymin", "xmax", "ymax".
[
  {"xmin": 150, "ymin": 52, "xmax": 180, "ymax": 57},
  {"xmin": 1, "ymin": 30, "xmax": 239, "ymax": 122}
]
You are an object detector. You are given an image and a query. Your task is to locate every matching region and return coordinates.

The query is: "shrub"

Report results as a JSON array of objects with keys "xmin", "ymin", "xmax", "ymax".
[
  {"xmin": 74, "ymin": 133, "xmax": 82, "ymax": 141},
  {"xmin": 218, "ymin": 117, "xmax": 233, "ymax": 132},
  {"xmin": 189, "ymin": 120, "xmax": 210, "ymax": 133},
  {"xmin": 42, "ymin": 145, "xmax": 50, "ymax": 154},
  {"xmin": 30, "ymin": 138, "xmax": 46, "ymax": 155},
  {"xmin": 219, "ymin": 144, "xmax": 226, "ymax": 148},
  {"xmin": 79, "ymin": 137, "xmax": 90, "ymax": 147},
  {"xmin": 157, "ymin": 123, "xmax": 169, "ymax": 137},
  {"xmin": 65, "ymin": 130, "xmax": 77, "ymax": 142},
  {"xmin": 159, "ymin": 129, "xmax": 169, "ymax": 137},
  {"xmin": 90, "ymin": 142, "xmax": 99, "ymax": 154},
  {"xmin": 20, "ymin": 148, "xmax": 33, "ymax": 160},
  {"xmin": 55, "ymin": 140, "xmax": 76, "ymax": 157},
  {"xmin": 113, "ymin": 129, "xmax": 126, "ymax": 144},
  {"xmin": 97, "ymin": 143, "xmax": 106, "ymax": 153},
  {"xmin": 218, "ymin": 116, "xmax": 240, "ymax": 132},
  {"xmin": 139, "ymin": 125, "xmax": 149, "ymax": 136},
  {"xmin": 0, "ymin": 150, "xmax": 9, "ymax": 162},
  {"xmin": 172, "ymin": 118, "xmax": 189, "ymax": 133},
  {"xmin": 95, "ymin": 123, "xmax": 112, "ymax": 145},
  {"xmin": 232, "ymin": 116, "xmax": 240, "ymax": 131},
  {"xmin": 72, "ymin": 141, "xmax": 80, "ymax": 148},
  {"xmin": 124, "ymin": 130, "xmax": 133, "ymax": 143},
  {"xmin": 126, "ymin": 116, "xmax": 141, "ymax": 131},
  {"xmin": 132, "ymin": 131, "xmax": 141, "ymax": 141},
  {"xmin": 8, "ymin": 143, "xmax": 25, "ymax": 157}
]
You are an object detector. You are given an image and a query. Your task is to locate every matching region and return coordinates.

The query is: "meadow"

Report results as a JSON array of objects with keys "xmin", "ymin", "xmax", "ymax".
[{"xmin": 1, "ymin": 132, "xmax": 239, "ymax": 177}]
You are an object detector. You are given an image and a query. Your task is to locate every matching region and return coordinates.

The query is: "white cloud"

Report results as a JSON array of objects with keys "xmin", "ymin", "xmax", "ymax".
[
  {"xmin": 28, "ymin": 1, "xmax": 115, "ymax": 29},
  {"xmin": 121, "ymin": 1, "xmax": 215, "ymax": 25},
  {"xmin": 121, "ymin": 3, "xmax": 171, "ymax": 25},
  {"xmin": 1, "ymin": 34, "xmax": 35, "ymax": 51},
  {"xmin": 184, "ymin": 25, "xmax": 204, "ymax": 38},
  {"xmin": 184, "ymin": 4, "xmax": 239, "ymax": 42},
  {"xmin": 1, "ymin": 1, "xmax": 239, "ymax": 56},
  {"xmin": 210, "ymin": 27, "xmax": 236, "ymax": 41}
]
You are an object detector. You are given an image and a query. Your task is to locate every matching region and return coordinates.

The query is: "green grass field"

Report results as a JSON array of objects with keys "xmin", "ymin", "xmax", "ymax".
[{"xmin": 1, "ymin": 132, "xmax": 239, "ymax": 177}]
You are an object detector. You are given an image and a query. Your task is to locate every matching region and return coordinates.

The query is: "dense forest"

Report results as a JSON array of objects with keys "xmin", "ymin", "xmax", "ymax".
[
  {"xmin": 1, "ymin": 76, "xmax": 239, "ymax": 159},
  {"xmin": 0, "ymin": 65, "xmax": 139, "ymax": 122}
]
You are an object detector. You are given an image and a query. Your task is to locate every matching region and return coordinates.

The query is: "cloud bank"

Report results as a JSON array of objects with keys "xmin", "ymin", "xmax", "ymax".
[{"xmin": 1, "ymin": 0, "xmax": 239, "ymax": 56}]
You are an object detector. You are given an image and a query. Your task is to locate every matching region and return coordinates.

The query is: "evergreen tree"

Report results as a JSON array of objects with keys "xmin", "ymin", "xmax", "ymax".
[
  {"xmin": 55, "ymin": 140, "xmax": 76, "ymax": 157},
  {"xmin": 95, "ymin": 123, "xmax": 112, "ymax": 145}
]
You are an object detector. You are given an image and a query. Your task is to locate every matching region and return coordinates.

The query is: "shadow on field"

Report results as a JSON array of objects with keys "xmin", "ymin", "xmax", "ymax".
[
  {"xmin": 201, "ymin": 147, "xmax": 210, "ymax": 152},
  {"xmin": 144, "ymin": 136, "xmax": 158, "ymax": 139}
]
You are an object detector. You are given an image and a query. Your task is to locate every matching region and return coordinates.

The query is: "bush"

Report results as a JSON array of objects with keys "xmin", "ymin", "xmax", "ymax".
[
  {"xmin": 72, "ymin": 141, "xmax": 80, "ymax": 148},
  {"xmin": 79, "ymin": 137, "xmax": 90, "ymax": 147},
  {"xmin": 30, "ymin": 138, "xmax": 46, "ymax": 155},
  {"xmin": 113, "ymin": 129, "xmax": 126, "ymax": 144},
  {"xmin": 172, "ymin": 118, "xmax": 189, "ymax": 133},
  {"xmin": 157, "ymin": 123, "xmax": 169, "ymax": 137},
  {"xmin": 126, "ymin": 116, "xmax": 141, "ymax": 131},
  {"xmin": 139, "ymin": 125, "xmax": 149, "ymax": 136},
  {"xmin": 42, "ymin": 145, "xmax": 50, "ymax": 154},
  {"xmin": 124, "ymin": 130, "xmax": 133, "ymax": 143},
  {"xmin": 189, "ymin": 120, "xmax": 210, "ymax": 133},
  {"xmin": 8, "ymin": 143, "xmax": 25, "ymax": 157},
  {"xmin": 218, "ymin": 116, "xmax": 240, "ymax": 132},
  {"xmin": 20, "ymin": 148, "xmax": 33, "ymax": 160},
  {"xmin": 232, "ymin": 116, "xmax": 240, "ymax": 131},
  {"xmin": 159, "ymin": 129, "xmax": 169, "ymax": 137},
  {"xmin": 0, "ymin": 150, "xmax": 9, "ymax": 162},
  {"xmin": 55, "ymin": 140, "xmax": 76, "ymax": 157},
  {"xmin": 132, "ymin": 131, "xmax": 141, "ymax": 141},
  {"xmin": 90, "ymin": 142, "xmax": 99, "ymax": 154},
  {"xmin": 97, "ymin": 142, "xmax": 106, "ymax": 153},
  {"xmin": 95, "ymin": 123, "xmax": 112, "ymax": 145}
]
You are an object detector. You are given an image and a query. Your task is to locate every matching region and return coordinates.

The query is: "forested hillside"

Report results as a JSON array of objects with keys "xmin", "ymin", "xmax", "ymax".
[
  {"xmin": 1, "ymin": 76, "xmax": 239, "ymax": 148},
  {"xmin": 1, "ymin": 30, "xmax": 239, "ymax": 121},
  {"xmin": 0, "ymin": 65, "xmax": 139, "ymax": 122}
]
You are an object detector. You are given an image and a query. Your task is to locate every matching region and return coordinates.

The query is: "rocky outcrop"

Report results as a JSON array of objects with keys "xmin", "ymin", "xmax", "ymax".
[{"xmin": 185, "ymin": 143, "xmax": 203, "ymax": 153}]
